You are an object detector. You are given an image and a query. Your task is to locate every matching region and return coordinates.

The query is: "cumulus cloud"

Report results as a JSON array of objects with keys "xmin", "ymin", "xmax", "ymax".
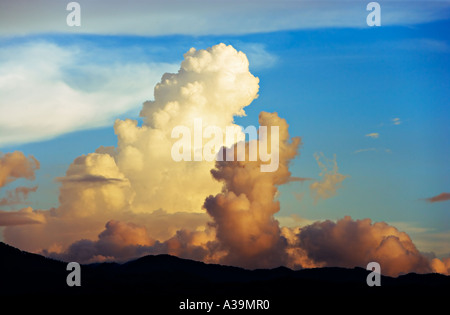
[
  {"xmin": 47, "ymin": 220, "xmax": 155, "ymax": 263},
  {"xmin": 0, "ymin": 41, "xmax": 176, "ymax": 146},
  {"xmin": 0, "ymin": 151, "xmax": 43, "ymax": 233},
  {"xmin": 295, "ymin": 216, "xmax": 433, "ymax": 277},
  {"xmin": 204, "ymin": 112, "xmax": 301, "ymax": 269},
  {"xmin": 2, "ymin": 44, "xmax": 447, "ymax": 278},
  {"xmin": 55, "ymin": 153, "xmax": 134, "ymax": 219},
  {"xmin": 46, "ymin": 219, "xmax": 218, "ymax": 264},
  {"xmin": 309, "ymin": 153, "xmax": 348, "ymax": 202},
  {"xmin": 0, "ymin": 186, "xmax": 37, "ymax": 206},
  {"xmin": 4, "ymin": 206, "xmax": 210, "ymax": 255},
  {"xmin": 389, "ymin": 222, "xmax": 449, "ymax": 259},
  {"xmin": 3, "ymin": 43, "xmax": 259, "ymax": 253},
  {"xmin": 47, "ymin": 111, "xmax": 302, "ymax": 267},
  {"xmin": 431, "ymin": 257, "xmax": 450, "ymax": 274},
  {"xmin": 114, "ymin": 43, "xmax": 259, "ymax": 214},
  {"xmin": 424, "ymin": 192, "xmax": 450, "ymax": 203},
  {"xmin": 2, "ymin": 148, "xmax": 210, "ymax": 253},
  {"xmin": 0, "ymin": 151, "xmax": 39, "ymax": 187}
]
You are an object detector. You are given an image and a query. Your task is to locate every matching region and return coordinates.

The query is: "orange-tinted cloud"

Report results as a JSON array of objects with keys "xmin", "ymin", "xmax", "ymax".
[
  {"xmin": 46, "ymin": 219, "xmax": 217, "ymax": 264},
  {"xmin": 425, "ymin": 192, "xmax": 450, "ymax": 203},
  {"xmin": 0, "ymin": 152, "xmax": 40, "ymax": 225},
  {"xmin": 0, "ymin": 207, "xmax": 45, "ymax": 226},
  {"xmin": 204, "ymin": 112, "xmax": 301, "ymax": 269},
  {"xmin": 295, "ymin": 216, "xmax": 432, "ymax": 276},
  {"xmin": 3, "ymin": 44, "xmax": 256, "ymax": 252},
  {"xmin": 1, "ymin": 44, "xmax": 447, "ymax": 279},
  {"xmin": 309, "ymin": 153, "xmax": 347, "ymax": 202},
  {"xmin": 0, "ymin": 186, "xmax": 37, "ymax": 206},
  {"xmin": 46, "ymin": 220, "xmax": 154, "ymax": 263},
  {"xmin": 431, "ymin": 257, "xmax": 450, "ymax": 274},
  {"xmin": 113, "ymin": 43, "xmax": 260, "ymax": 214},
  {"xmin": 0, "ymin": 151, "xmax": 39, "ymax": 188}
]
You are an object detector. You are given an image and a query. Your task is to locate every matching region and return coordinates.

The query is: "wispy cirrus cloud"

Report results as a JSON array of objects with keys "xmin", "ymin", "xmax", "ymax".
[
  {"xmin": 0, "ymin": 41, "xmax": 177, "ymax": 147},
  {"xmin": 1, "ymin": 0, "xmax": 449, "ymax": 37},
  {"xmin": 235, "ymin": 43, "xmax": 278, "ymax": 70}
]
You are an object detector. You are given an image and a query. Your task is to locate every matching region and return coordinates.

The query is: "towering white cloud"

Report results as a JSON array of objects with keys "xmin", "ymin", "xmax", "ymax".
[
  {"xmin": 2, "ymin": 44, "xmax": 448, "ymax": 278},
  {"xmin": 113, "ymin": 43, "xmax": 260, "ymax": 214},
  {"xmin": 3, "ymin": 43, "xmax": 259, "ymax": 253}
]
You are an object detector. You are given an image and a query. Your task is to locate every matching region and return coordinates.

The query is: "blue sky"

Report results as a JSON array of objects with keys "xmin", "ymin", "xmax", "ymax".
[{"xmin": 0, "ymin": 1, "xmax": 449, "ymax": 257}]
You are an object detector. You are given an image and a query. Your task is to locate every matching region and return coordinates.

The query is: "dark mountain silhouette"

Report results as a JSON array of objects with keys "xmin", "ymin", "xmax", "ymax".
[{"xmin": 0, "ymin": 242, "xmax": 448, "ymax": 310}]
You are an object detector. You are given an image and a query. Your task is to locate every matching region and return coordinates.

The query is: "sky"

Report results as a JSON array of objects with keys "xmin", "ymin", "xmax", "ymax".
[{"xmin": 0, "ymin": 0, "xmax": 449, "ymax": 276}]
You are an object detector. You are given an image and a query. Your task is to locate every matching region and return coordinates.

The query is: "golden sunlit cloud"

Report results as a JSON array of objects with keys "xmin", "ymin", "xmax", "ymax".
[
  {"xmin": 0, "ymin": 207, "xmax": 45, "ymax": 226},
  {"xmin": 1, "ymin": 44, "xmax": 448, "ymax": 277},
  {"xmin": 294, "ymin": 216, "xmax": 432, "ymax": 277},
  {"xmin": 309, "ymin": 153, "xmax": 348, "ymax": 203},
  {"xmin": 0, "ymin": 151, "xmax": 39, "ymax": 188},
  {"xmin": 204, "ymin": 112, "xmax": 301, "ymax": 269},
  {"xmin": 3, "ymin": 43, "xmax": 258, "ymax": 254},
  {"xmin": 0, "ymin": 186, "xmax": 37, "ymax": 206}
]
